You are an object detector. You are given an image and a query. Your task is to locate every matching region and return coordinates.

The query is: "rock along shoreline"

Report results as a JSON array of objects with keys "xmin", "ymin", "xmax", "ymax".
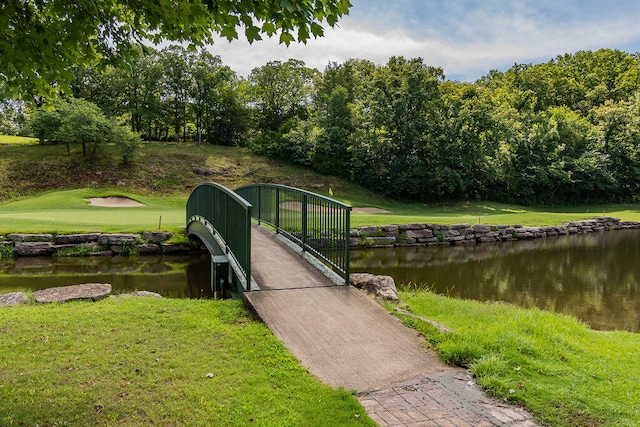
[
  {"xmin": 1, "ymin": 217, "xmax": 639, "ymax": 258},
  {"xmin": 350, "ymin": 216, "xmax": 640, "ymax": 248},
  {"xmin": 0, "ymin": 231, "xmax": 201, "ymax": 257}
]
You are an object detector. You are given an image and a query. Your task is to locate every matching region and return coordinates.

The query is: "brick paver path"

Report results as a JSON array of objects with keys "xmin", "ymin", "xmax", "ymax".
[{"xmin": 359, "ymin": 371, "xmax": 537, "ymax": 426}]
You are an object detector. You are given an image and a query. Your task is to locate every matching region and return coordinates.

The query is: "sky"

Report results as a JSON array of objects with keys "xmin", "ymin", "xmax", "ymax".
[{"xmin": 205, "ymin": 0, "xmax": 640, "ymax": 82}]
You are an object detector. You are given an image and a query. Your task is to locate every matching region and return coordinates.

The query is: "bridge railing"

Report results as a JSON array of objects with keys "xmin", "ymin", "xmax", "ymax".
[
  {"xmin": 186, "ymin": 182, "xmax": 252, "ymax": 291},
  {"xmin": 236, "ymin": 184, "xmax": 351, "ymax": 284}
]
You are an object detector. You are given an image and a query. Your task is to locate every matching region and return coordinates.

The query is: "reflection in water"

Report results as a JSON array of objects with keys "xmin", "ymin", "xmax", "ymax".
[
  {"xmin": 351, "ymin": 230, "xmax": 640, "ymax": 333},
  {"xmin": 0, "ymin": 254, "xmax": 222, "ymax": 299}
]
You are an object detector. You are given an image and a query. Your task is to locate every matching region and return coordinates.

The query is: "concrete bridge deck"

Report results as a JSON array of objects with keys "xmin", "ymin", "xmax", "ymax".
[{"xmin": 244, "ymin": 224, "xmax": 538, "ymax": 426}]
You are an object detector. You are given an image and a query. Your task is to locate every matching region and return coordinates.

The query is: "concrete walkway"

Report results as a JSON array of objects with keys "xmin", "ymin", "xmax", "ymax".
[{"xmin": 244, "ymin": 225, "xmax": 538, "ymax": 426}]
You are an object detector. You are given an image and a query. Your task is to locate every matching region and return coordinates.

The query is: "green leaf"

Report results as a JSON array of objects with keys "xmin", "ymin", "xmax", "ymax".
[
  {"xmin": 261, "ymin": 22, "xmax": 276, "ymax": 35},
  {"xmin": 220, "ymin": 26, "xmax": 238, "ymax": 41},
  {"xmin": 297, "ymin": 25, "xmax": 310, "ymax": 43},
  {"xmin": 245, "ymin": 25, "xmax": 263, "ymax": 43},
  {"xmin": 310, "ymin": 22, "xmax": 324, "ymax": 38},
  {"xmin": 279, "ymin": 32, "xmax": 295, "ymax": 46}
]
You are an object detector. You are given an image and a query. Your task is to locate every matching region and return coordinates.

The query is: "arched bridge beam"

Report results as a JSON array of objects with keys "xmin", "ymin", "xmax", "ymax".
[{"xmin": 186, "ymin": 182, "xmax": 252, "ymax": 293}]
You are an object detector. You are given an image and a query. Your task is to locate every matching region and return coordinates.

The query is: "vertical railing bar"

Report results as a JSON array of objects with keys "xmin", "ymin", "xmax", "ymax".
[
  {"xmin": 301, "ymin": 193, "xmax": 307, "ymax": 250},
  {"xmin": 276, "ymin": 187, "xmax": 280, "ymax": 232}
]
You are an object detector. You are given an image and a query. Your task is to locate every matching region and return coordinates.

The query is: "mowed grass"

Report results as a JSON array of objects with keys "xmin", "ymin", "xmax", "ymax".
[
  {"xmin": 0, "ymin": 135, "xmax": 38, "ymax": 146},
  {"xmin": 395, "ymin": 290, "xmax": 640, "ymax": 427},
  {"xmin": 0, "ymin": 297, "xmax": 375, "ymax": 426},
  {"xmin": 348, "ymin": 200, "xmax": 640, "ymax": 228},
  {"xmin": 0, "ymin": 189, "xmax": 186, "ymax": 234},
  {"xmin": 3, "ymin": 187, "xmax": 640, "ymax": 234}
]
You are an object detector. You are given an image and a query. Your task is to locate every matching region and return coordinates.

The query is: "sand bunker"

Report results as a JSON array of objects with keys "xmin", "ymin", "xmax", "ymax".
[
  {"xmin": 352, "ymin": 207, "xmax": 391, "ymax": 214},
  {"xmin": 85, "ymin": 196, "xmax": 145, "ymax": 207}
]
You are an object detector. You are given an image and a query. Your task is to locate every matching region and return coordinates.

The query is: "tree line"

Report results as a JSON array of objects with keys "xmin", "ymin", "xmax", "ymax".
[{"xmin": 3, "ymin": 47, "xmax": 640, "ymax": 205}]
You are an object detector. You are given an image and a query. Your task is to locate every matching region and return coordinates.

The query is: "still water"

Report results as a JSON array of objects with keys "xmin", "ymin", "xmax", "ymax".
[
  {"xmin": 2, "ymin": 231, "xmax": 639, "ymax": 332},
  {"xmin": 0, "ymin": 254, "xmax": 218, "ymax": 299},
  {"xmin": 352, "ymin": 229, "xmax": 640, "ymax": 333}
]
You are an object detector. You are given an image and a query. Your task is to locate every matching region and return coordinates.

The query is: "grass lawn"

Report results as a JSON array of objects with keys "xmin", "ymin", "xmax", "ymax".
[
  {"xmin": 0, "ymin": 135, "xmax": 38, "ymax": 146},
  {"xmin": 2, "ymin": 187, "xmax": 640, "ymax": 234},
  {"xmin": 348, "ymin": 199, "xmax": 640, "ymax": 228},
  {"xmin": 0, "ymin": 189, "xmax": 187, "ymax": 234},
  {"xmin": 0, "ymin": 297, "xmax": 375, "ymax": 426},
  {"xmin": 395, "ymin": 290, "xmax": 640, "ymax": 427}
]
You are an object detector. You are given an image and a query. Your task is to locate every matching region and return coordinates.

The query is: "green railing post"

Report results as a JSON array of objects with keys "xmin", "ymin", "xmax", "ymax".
[
  {"xmin": 275, "ymin": 187, "xmax": 280, "ymax": 231},
  {"xmin": 257, "ymin": 186, "xmax": 261, "ymax": 226},
  {"xmin": 302, "ymin": 194, "xmax": 307, "ymax": 251},
  {"xmin": 345, "ymin": 207, "xmax": 351, "ymax": 284},
  {"xmin": 235, "ymin": 183, "xmax": 352, "ymax": 284}
]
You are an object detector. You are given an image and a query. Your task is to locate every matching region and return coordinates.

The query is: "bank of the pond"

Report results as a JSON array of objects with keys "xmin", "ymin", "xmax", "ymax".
[
  {"xmin": 3, "ymin": 216, "xmax": 640, "ymax": 260},
  {"xmin": 395, "ymin": 290, "xmax": 640, "ymax": 426},
  {"xmin": 0, "ymin": 231, "xmax": 203, "ymax": 257},
  {"xmin": 351, "ymin": 216, "xmax": 640, "ymax": 248}
]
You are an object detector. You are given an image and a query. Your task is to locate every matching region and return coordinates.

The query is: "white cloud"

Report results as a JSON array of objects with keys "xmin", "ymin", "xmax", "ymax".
[{"xmin": 206, "ymin": 0, "xmax": 640, "ymax": 82}]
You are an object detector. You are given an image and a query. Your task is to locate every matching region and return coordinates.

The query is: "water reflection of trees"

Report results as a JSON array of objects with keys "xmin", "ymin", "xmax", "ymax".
[
  {"xmin": 351, "ymin": 230, "xmax": 640, "ymax": 332},
  {"xmin": 0, "ymin": 255, "xmax": 212, "ymax": 299}
]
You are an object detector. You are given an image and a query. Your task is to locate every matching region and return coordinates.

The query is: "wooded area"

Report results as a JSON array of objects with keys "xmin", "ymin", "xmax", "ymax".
[{"xmin": 2, "ymin": 47, "xmax": 640, "ymax": 205}]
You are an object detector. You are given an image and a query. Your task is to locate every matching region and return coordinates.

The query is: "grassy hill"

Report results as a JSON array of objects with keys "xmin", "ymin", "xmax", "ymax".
[{"xmin": 3, "ymin": 138, "xmax": 640, "ymax": 233}]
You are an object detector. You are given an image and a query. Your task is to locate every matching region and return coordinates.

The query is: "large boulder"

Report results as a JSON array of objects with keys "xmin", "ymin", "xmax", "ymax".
[
  {"xmin": 7, "ymin": 233, "xmax": 53, "ymax": 242},
  {"xmin": 32, "ymin": 283, "xmax": 112, "ymax": 303},
  {"xmin": 350, "ymin": 273, "xmax": 399, "ymax": 301},
  {"xmin": 14, "ymin": 242, "xmax": 54, "ymax": 256},
  {"xmin": 54, "ymin": 233, "xmax": 100, "ymax": 245},
  {"xmin": 98, "ymin": 234, "xmax": 139, "ymax": 245},
  {"xmin": 0, "ymin": 292, "xmax": 27, "ymax": 307},
  {"xmin": 142, "ymin": 231, "xmax": 173, "ymax": 243}
]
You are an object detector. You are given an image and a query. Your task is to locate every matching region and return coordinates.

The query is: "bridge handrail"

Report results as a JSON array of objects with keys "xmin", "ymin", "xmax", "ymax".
[
  {"xmin": 186, "ymin": 182, "xmax": 252, "ymax": 291},
  {"xmin": 235, "ymin": 183, "xmax": 351, "ymax": 284}
]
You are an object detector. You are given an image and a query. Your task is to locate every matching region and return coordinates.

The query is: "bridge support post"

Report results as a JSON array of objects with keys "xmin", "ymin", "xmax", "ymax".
[{"xmin": 211, "ymin": 255, "xmax": 229, "ymax": 298}]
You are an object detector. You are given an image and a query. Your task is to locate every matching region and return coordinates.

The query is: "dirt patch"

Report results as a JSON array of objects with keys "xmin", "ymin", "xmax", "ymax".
[
  {"xmin": 85, "ymin": 196, "xmax": 145, "ymax": 207},
  {"xmin": 352, "ymin": 207, "xmax": 391, "ymax": 214}
]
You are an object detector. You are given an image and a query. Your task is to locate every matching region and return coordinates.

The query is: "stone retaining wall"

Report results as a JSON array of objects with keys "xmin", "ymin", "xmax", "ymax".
[
  {"xmin": 350, "ymin": 217, "xmax": 640, "ymax": 248},
  {"xmin": 0, "ymin": 231, "xmax": 202, "ymax": 257},
  {"xmin": 3, "ymin": 217, "xmax": 639, "ymax": 257}
]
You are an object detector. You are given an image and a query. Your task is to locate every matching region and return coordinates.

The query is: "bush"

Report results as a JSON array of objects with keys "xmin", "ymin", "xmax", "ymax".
[
  {"xmin": 110, "ymin": 125, "xmax": 141, "ymax": 165},
  {"xmin": 0, "ymin": 244, "xmax": 14, "ymax": 259}
]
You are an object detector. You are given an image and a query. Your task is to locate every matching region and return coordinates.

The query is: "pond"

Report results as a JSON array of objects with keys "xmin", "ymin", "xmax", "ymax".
[
  {"xmin": 352, "ymin": 229, "xmax": 640, "ymax": 333},
  {"xmin": 0, "ymin": 254, "xmax": 227, "ymax": 299},
  {"xmin": 2, "ymin": 230, "xmax": 638, "ymax": 333}
]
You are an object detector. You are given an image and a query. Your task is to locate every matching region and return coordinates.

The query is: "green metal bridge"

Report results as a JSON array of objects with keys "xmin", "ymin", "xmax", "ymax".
[{"xmin": 186, "ymin": 183, "xmax": 352, "ymax": 296}]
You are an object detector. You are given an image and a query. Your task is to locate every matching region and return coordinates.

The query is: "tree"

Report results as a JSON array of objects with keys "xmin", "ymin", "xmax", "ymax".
[
  {"xmin": 249, "ymin": 59, "xmax": 318, "ymax": 159},
  {"xmin": 27, "ymin": 105, "xmax": 62, "ymax": 145},
  {"xmin": 1, "ymin": 0, "xmax": 352, "ymax": 102},
  {"xmin": 55, "ymin": 99, "xmax": 113, "ymax": 155},
  {"xmin": 312, "ymin": 60, "xmax": 370, "ymax": 176},
  {"xmin": 110, "ymin": 125, "xmax": 142, "ymax": 165},
  {"xmin": 0, "ymin": 99, "xmax": 26, "ymax": 136},
  {"xmin": 161, "ymin": 46, "xmax": 194, "ymax": 142},
  {"xmin": 350, "ymin": 57, "xmax": 444, "ymax": 199},
  {"xmin": 591, "ymin": 98, "xmax": 640, "ymax": 198},
  {"xmin": 250, "ymin": 59, "xmax": 317, "ymax": 132}
]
